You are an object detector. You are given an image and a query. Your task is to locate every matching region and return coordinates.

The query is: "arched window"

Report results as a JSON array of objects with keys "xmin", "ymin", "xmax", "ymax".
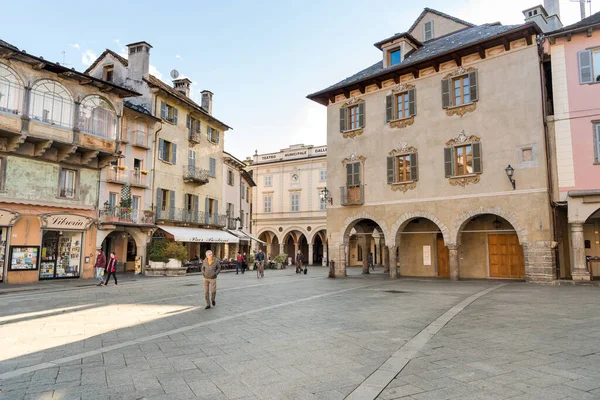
[
  {"xmin": 30, "ymin": 80, "xmax": 74, "ymax": 128},
  {"xmin": 79, "ymin": 96, "xmax": 117, "ymax": 140},
  {"xmin": 0, "ymin": 63, "xmax": 24, "ymax": 115}
]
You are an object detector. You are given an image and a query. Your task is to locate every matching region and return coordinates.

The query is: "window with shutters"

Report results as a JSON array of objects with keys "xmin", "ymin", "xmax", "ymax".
[
  {"xmin": 264, "ymin": 195, "xmax": 272, "ymax": 213},
  {"xmin": 158, "ymin": 139, "xmax": 176, "ymax": 164},
  {"xmin": 227, "ymin": 169, "xmax": 234, "ymax": 186},
  {"xmin": 290, "ymin": 193, "xmax": 300, "ymax": 212},
  {"xmin": 264, "ymin": 175, "xmax": 272, "ymax": 187},
  {"xmin": 348, "ymin": 105, "xmax": 359, "ymax": 130},
  {"xmin": 160, "ymin": 189, "xmax": 170, "ymax": 211},
  {"xmin": 444, "ymin": 141, "xmax": 482, "ymax": 179},
  {"xmin": 387, "ymin": 154, "xmax": 418, "ymax": 184},
  {"xmin": 58, "ymin": 168, "xmax": 78, "ymax": 198},
  {"xmin": 578, "ymin": 48, "xmax": 600, "ymax": 84},
  {"xmin": 442, "ymin": 70, "xmax": 478, "ymax": 112},
  {"xmin": 160, "ymin": 101, "xmax": 178, "ymax": 124},
  {"xmin": 209, "ymin": 157, "xmax": 216, "ymax": 177},
  {"xmin": 241, "ymin": 183, "xmax": 245, "ymax": 199},
  {"xmin": 595, "ymin": 124, "xmax": 600, "ymax": 163},
  {"xmin": 186, "ymin": 194, "xmax": 195, "ymax": 212},
  {"xmin": 346, "ymin": 162, "xmax": 361, "ymax": 187},
  {"xmin": 339, "ymin": 102, "xmax": 365, "ymax": 133},
  {"xmin": 386, "ymin": 87, "xmax": 416, "ymax": 124},
  {"xmin": 424, "ymin": 21, "xmax": 434, "ymax": 41},
  {"xmin": 207, "ymin": 126, "xmax": 220, "ymax": 144}
]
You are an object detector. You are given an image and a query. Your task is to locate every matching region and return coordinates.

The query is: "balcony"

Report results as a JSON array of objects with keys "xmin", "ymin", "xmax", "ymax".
[
  {"xmin": 183, "ymin": 165, "xmax": 209, "ymax": 185},
  {"xmin": 188, "ymin": 131, "xmax": 201, "ymax": 144},
  {"xmin": 340, "ymin": 185, "xmax": 364, "ymax": 206},
  {"xmin": 130, "ymin": 169, "xmax": 149, "ymax": 188},
  {"xmin": 154, "ymin": 207, "xmax": 227, "ymax": 227},
  {"xmin": 106, "ymin": 166, "xmax": 128, "ymax": 184},
  {"xmin": 132, "ymin": 129, "xmax": 149, "ymax": 149},
  {"xmin": 99, "ymin": 206, "xmax": 155, "ymax": 225}
]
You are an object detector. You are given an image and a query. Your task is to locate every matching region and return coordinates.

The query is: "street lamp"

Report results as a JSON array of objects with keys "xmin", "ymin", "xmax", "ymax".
[
  {"xmin": 320, "ymin": 187, "xmax": 332, "ymax": 205},
  {"xmin": 505, "ymin": 165, "xmax": 515, "ymax": 190}
]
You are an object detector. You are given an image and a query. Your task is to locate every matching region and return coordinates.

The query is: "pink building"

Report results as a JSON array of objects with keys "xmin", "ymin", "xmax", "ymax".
[{"xmin": 545, "ymin": 11, "xmax": 600, "ymax": 280}]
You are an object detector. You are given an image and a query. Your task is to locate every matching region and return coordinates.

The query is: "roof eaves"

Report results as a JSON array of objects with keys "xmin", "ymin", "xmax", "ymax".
[
  {"xmin": 547, "ymin": 11, "xmax": 600, "ymax": 37},
  {"xmin": 373, "ymin": 32, "xmax": 423, "ymax": 50}
]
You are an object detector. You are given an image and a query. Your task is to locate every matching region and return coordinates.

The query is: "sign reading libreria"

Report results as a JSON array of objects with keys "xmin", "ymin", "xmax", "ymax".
[{"xmin": 40, "ymin": 214, "xmax": 93, "ymax": 230}]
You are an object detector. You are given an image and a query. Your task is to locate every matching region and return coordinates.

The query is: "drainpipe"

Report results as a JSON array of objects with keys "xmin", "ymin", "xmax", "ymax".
[
  {"xmin": 537, "ymin": 35, "xmax": 561, "ymax": 279},
  {"xmin": 150, "ymin": 95, "xmax": 163, "ymax": 214}
]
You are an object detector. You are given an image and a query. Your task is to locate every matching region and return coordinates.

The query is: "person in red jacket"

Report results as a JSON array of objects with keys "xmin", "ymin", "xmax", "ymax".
[
  {"xmin": 102, "ymin": 252, "xmax": 118, "ymax": 286},
  {"xmin": 94, "ymin": 248, "xmax": 106, "ymax": 286}
]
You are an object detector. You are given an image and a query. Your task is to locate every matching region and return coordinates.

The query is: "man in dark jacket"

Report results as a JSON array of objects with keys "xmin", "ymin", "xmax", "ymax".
[
  {"xmin": 94, "ymin": 248, "xmax": 106, "ymax": 286},
  {"xmin": 202, "ymin": 250, "xmax": 221, "ymax": 309},
  {"xmin": 255, "ymin": 249, "xmax": 265, "ymax": 278},
  {"xmin": 295, "ymin": 250, "xmax": 304, "ymax": 274}
]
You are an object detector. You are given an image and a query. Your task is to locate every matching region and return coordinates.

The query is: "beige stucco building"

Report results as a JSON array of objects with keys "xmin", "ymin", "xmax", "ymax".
[
  {"xmin": 308, "ymin": 8, "xmax": 555, "ymax": 282},
  {"xmin": 251, "ymin": 144, "xmax": 327, "ymax": 265}
]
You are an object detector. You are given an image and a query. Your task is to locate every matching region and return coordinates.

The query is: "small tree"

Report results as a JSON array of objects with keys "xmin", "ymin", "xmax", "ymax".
[
  {"xmin": 148, "ymin": 239, "xmax": 169, "ymax": 263},
  {"xmin": 163, "ymin": 242, "xmax": 188, "ymax": 262}
]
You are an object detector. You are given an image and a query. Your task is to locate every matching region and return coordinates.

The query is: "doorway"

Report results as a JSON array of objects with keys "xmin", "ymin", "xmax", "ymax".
[
  {"xmin": 488, "ymin": 234, "xmax": 524, "ymax": 278},
  {"xmin": 437, "ymin": 233, "xmax": 449, "ymax": 277}
]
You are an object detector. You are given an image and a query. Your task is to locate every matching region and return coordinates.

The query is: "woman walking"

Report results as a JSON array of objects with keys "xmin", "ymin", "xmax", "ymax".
[{"xmin": 102, "ymin": 252, "xmax": 118, "ymax": 286}]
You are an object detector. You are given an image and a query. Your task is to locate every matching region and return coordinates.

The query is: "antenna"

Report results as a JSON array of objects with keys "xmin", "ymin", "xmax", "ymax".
[
  {"xmin": 60, "ymin": 51, "xmax": 72, "ymax": 68},
  {"xmin": 170, "ymin": 69, "xmax": 180, "ymax": 79},
  {"xmin": 569, "ymin": 0, "xmax": 592, "ymax": 19}
]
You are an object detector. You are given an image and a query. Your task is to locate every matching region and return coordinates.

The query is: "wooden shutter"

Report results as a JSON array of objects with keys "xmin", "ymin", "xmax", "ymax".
[
  {"xmin": 387, "ymin": 156, "xmax": 395, "ymax": 184},
  {"xmin": 205, "ymin": 197, "xmax": 210, "ymax": 224},
  {"xmin": 385, "ymin": 95, "xmax": 393, "ymax": 123},
  {"xmin": 193, "ymin": 195, "xmax": 199, "ymax": 221},
  {"xmin": 358, "ymin": 102, "xmax": 365, "ymax": 128},
  {"xmin": 354, "ymin": 162, "xmax": 361, "ymax": 185},
  {"xmin": 169, "ymin": 190, "xmax": 175, "ymax": 220},
  {"xmin": 472, "ymin": 142, "xmax": 482, "ymax": 174},
  {"xmin": 346, "ymin": 163, "xmax": 353, "ymax": 186},
  {"xmin": 196, "ymin": 120, "xmax": 201, "ymax": 133},
  {"xmin": 441, "ymin": 79, "xmax": 451, "ymax": 109},
  {"xmin": 410, "ymin": 152, "xmax": 419, "ymax": 181},
  {"xmin": 210, "ymin": 158, "xmax": 216, "ymax": 177},
  {"xmin": 214, "ymin": 200, "xmax": 219, "ymax": 222},
  {"xmin": 158, "ymin": 139, "xmax": 165, "ymax": 160},
  {"xmin": 578, "ymin": 50, "xmax": 593, "ymax": 84},
  {"xmin": 469, "ymin": 71, "xmax": 478, "ymax": 102},
  {"xmin": 171, "ymin": 143, "xmax": 177, "ymax": 165},
  {"xmin": 160, "ymin": 101, "xmax": 166, "ymax": 119},
  {"xmin": 408, "ymin": 88, "xmax": 416, "ymax": 116},
  {"xmin": 156, "ymin": 188, "xmax": 163, "ymax": 212},
  {"xmin": 186, "ymin": 114, "xmax": 191, "ymax": 129},
  {"xmin": 339, "ymin": 107, "xmax": 347, "ymax": 132},
  {"xmin": 173, "ymin": 108, "xmax": 178, "ymax": 124},
  {"xmin": 444, "ymin": 147, "xmax": 453, "ymax": 177}
]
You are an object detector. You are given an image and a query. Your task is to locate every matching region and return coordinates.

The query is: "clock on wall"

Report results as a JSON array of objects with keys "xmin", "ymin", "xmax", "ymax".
[{"xmin": 291, "ymin": 174, "xmax": 299, "ymax": 182}]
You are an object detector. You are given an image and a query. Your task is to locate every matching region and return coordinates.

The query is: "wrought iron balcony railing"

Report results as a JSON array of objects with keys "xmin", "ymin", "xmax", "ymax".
[
  {"xmin": 340, "ymin": 185, "xmax": 364, "ymax": 206},
  {"xmin": 99, "ymin": 206, "xmax": 155, "ymax": 225},
  {"xmin": 183, "ymin": 165, "xmax": 209, "ymax": 185},
  {"xmin": 154, "ymin": 207, "xmax": 227, "ymax": 227}
]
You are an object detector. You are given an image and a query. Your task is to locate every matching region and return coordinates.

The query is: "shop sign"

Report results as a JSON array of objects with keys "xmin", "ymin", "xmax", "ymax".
[
  {"xmin": 39, "ymin": 213, "xmax": 94, "ymax": 230},
  {"xmin": 0, "ymin": 209, "xmax": 20, "ymax": 226},
  {"xmin": 188, "ymin": 236, "xmax": 230, "ymax": 243},
  {"xmin": 314, "ymin": 147, "xmax": 327, "ymax": 154}
]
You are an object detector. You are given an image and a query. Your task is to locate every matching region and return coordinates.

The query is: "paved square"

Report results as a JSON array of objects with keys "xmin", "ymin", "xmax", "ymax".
[{"xmin": 1, "ymin": 269, "xmax": 599, "ymax": 399}]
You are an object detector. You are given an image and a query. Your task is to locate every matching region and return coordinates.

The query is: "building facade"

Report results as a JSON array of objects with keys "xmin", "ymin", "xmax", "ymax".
[
  {"xmin": 308, "ymin": 8, "xmax": 556, "ymax": 282},
  {"xmin": 251, "ymin": 144, "xmax": 327, "ymax": 265},
  {"xmin": 86, "ymin": 42, "xmax": 237, "ymax": 262},
  {"xmin": 0, "ymin": 39, "xmax": 136, "ymax": 283},
  {"xmin": 222, "ymin": 151, "xmax": 256, "ymax": 257},
  {"xmin": 544, "ymin": 10, "xmax": 600, "ymax": 280}
]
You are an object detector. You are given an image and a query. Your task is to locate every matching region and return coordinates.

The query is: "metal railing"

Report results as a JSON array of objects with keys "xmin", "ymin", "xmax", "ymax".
[
  {"xmin": 99, "ymin": 206, "xmax": 154, "ymax": 225},
  {"xmin": 154, "ymin": 207, "xmax": 227, "ymax": 227},
  {"xmin": 183, "ymin": 165, "xmax": 209, "ymax": 185},
  {"xmin": 132, "ymin": 129, "xmax": 148, "ymax": 147},
  {"xmin": 340, "ymin": 185, "xmax": 364, "ymax": 206},
  {"xmin": 130, "ymin": 169, "xmax": 148, "ymax": 187},
  {"xmin": 106, "ymin": 166, "xmax": 128, "ymax": 183}
]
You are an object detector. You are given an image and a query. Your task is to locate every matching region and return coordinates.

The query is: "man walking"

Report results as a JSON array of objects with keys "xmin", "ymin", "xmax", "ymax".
[
  {"xmin": 236, "ymin": 252, "xmax": 243, "ymax": 274},
  {"xmin": 295, "ymin": 250, "xmax": 304, "ymax": 274},
  {"xmin": 255, "ymin": 249, "xmax": 265, "ymax": 278},
  {"xmin": 368, "ymin": 253, "xmax": 374, "ymax": 271},
  {"xmin": 202, "ymin": 250, "xmax": 221, "ymax": 309},
  {"xmin": 94, "ymin": 248, "xmax": 106, "ymax": 286}
]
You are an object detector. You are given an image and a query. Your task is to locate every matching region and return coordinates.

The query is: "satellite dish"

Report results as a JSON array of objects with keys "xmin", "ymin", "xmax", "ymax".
[{"xmin": 170, "ymin": 69, "xmax": 180, "ymax": 79}]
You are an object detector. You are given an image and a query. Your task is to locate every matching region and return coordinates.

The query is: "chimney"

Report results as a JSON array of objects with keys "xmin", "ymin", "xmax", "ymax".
[
  {"xmin": 579, "ymin": 0, "xmax": 587, "ymax": 20},
  {"xmin": 173, "ymin": 78, "xmax": 192, "ymax": 97},
  {"xmin": 126, "ymin": 41, "xmax": 152, "ymax": 81},
  {"xmin": 201, "ymin": 90, "xmax": 213, "ymax": 115},
  {"xmin": 544, "ymin": 0, "xmax": 560, "ymax": 19}
]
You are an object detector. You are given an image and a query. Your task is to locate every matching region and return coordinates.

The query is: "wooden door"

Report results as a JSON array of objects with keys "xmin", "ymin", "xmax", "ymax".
[
  {"xmin": 488, "ymin": 234, "xmax": 525, "ymax": 278},
  {"xmin": 437, "ymin": 234, "xmax": 450, "ymax": 277}
]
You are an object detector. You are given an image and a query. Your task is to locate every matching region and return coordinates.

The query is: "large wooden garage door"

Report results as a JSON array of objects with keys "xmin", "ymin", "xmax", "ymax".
[
  {"xmin": 488, "ymin": 234, "xmax": 525, "ymax": 278},
  {"xmin": 437, "ymin": 234, "xmax": 450, "ymax": 277}
]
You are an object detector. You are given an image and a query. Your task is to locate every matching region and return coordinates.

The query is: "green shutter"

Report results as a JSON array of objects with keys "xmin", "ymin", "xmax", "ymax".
[
  {"xmin": 156, "ymin": 188, "xmax": 163, "ymax": 214},
  {"xmin": 408, "ymin": 88, "xmax": 416, "ymax": 116},
  {"xmin": 158, "ymin": 138, "xmax": 165, "ymax": 160},
  {"xmin": 196, "ymin": 119, "xmax": 201, "ymax": 133},
  {"xmin": 171, "ymin": 143, "xmax": 177, "ymax": 165},
  {"xmin": 169, "ymin": 190, "xmax": 175, "ymax": 220},
  {"xmin": 346, "ymin": 163, "xmax": 353, "ymax": 186},
  {"xmin": 186, "ymin": 114, "xmax": 191, "ymax": 129},
  {"xmin": 385, "ymin": 95, "xmax": 393, "ymax": 123},
  {"xmin": 205, "ymin": 197, "xmax": 210, "ymax": 224},
  {"xmin": 160, "ymin": 101, "xmax": 166, "ymax": 119},
  {"xmin": 441, "ymin": 79, "xmax": 451, "ymax": 109},
  {"xmin": 173, "ymin": 107, "xmax": 178, "ymax": 124},
  {"xmin": 354, "ymin": 163, "xmax": 361, "ymax": 185},
  {"xmin": 216, "ymin": 130, "xmax": 220, "ymax": 144},
  {"xmin": 469, "ymin": 71, "xmax": 478, "ymax": 102},
  {"xmin": 387, "ymin": 156, "xmax": 395, "ymax": 184},
  {"xmin": 472, "ymin": 143, "xmax": 482, "ymax": 174},
  {"xmin": 578, "ymin": 50, "xmax": 593, "ymax": 84},
  {"xmin": 358, "ymin": 102, "xmax": 365, "ymax": 128},
  {"xmin": 339, "ymin": 107, "xmax": 347, "ymax": 132},
  {"xmin": 444, "ymin": 147, "xmax": 453, "ymax": 177},
  {"xmin": 410, "ymin": 152, "xmax": 418, "ymax": 181},
  {"xmin": 193, "ymin": 195, "xmax": 199, "ymax": 222},
  {"xmin": 214, "ymin": 199, "xmax": 219, "ymax": 222}
]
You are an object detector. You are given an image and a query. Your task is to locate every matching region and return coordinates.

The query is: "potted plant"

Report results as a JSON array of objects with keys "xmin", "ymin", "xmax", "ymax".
[
  {"xmin": 273, "ymin": 253, "xmax": 288, "ymax": 270},
  {"xmin": 140, "ymin": 169, "xmax": 149, "ymax": 175},
  {"xmin": 247, "ymin": 253, "xmax": 255, "ymax": 270},
  {"xmin": 117, "ymin": 165, "xmax": 128, "ymax": 171},
  {"xmin": 147, "ymin": 239, "xmax": 169, "ymax": 275},
  {"xmin": 119, "ymin": 184, "xmax": 133, "ymax": 222},
  {"xmin": 163, "ymin": 242, "xmax": 188, "ymax": 276}
]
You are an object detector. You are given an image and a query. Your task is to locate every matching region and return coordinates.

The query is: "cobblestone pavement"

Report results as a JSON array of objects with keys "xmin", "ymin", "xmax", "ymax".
[{"xmin": 0, "ymin": 268, "xmax": 599, "ymax": 400}]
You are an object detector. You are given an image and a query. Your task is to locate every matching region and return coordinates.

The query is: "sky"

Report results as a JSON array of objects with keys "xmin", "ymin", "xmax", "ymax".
[{"xmin": 2, "ymin": 0, "xmax": 597, "ymax": 160}]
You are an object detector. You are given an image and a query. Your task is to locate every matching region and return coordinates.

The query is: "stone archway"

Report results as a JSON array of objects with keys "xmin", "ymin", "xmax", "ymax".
[
  {"xmin": 452, "ymin": 206, "xmax": 527, "ymax": 246},
  {"xmin": 340, "ymin": 215, "xmax": 388, "ymax": 276}
]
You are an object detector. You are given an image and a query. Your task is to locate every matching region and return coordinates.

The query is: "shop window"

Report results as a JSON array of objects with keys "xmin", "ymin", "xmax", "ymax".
[
  {"xmin": 40, "ymin": 230, "xmax": 82, "ymax": 279},
  {"xmin": 58, "ymin": 168, "xmax": 78, "ymax": 199}
]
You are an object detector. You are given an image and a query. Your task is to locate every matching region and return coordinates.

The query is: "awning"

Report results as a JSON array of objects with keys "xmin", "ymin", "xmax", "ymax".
[
  {"xmin": 159, "ymin": 226, "xmax": 238, "ymax": 243},
  {"xmin": 227, "ymin": 229, "xmax": 250, "ymax": 242},
  {"xmin": 227, "ymin": 229, "xmax": 266, "ymax": 245},
  {"xmin": 242, "ymin": 231, "xmax": 266, "ymax": 245}
]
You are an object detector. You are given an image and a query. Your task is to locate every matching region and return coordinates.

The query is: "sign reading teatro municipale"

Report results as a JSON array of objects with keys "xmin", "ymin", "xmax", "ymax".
[{"xmin": 39, "ymin": 213, "xmax": 94, "ymax": 230}]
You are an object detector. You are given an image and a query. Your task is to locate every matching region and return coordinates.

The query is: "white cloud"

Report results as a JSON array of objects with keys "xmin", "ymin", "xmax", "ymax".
[
  {"xmin": 175, "ymin": 55, "xmax": 182, "ymax": 60},
  {"xmin": 70, "ymin": 43, "xmax": 80, "ymax": 50},
  {"xmin": 81, "ymin": 49, "xmax": 97, "ymax": 66},
  {"xmin": 149, "ymin": 64, "xmax": 163, "ymax": 81}
]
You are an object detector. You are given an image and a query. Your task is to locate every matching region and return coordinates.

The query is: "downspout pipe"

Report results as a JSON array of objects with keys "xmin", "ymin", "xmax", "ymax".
[{"xmin": 151, "ymin": 94, "xmax": 163, "ymax": 214}]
